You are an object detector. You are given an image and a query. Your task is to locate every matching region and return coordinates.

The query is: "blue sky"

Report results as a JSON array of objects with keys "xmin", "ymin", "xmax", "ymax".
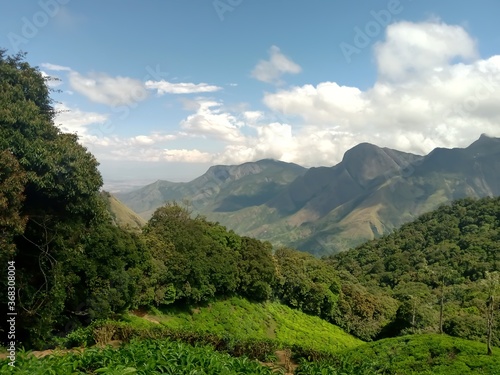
[{"xmin": 1, "ymin": 1, "xmax": 500, "ymax": 190}]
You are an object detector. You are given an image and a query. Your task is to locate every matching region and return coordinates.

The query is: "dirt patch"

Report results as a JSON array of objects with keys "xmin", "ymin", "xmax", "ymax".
[
  {"xmin": 130, "ymin": 309, "xmax": 160, "ymax": 324},
  {"xmin": 130, "ymin": 308, "xmax": 148, "ymax": 317},
  {"xmin": 265, "ymin": 315, "xmax": 278, "ymax": 339},
  {"xmin": 260, "ymin": 349, "xmax": 298, "ymax": 374},
  {"xmin": 142, "ymin": 315, "xmax": 161, "ymax": 324}
]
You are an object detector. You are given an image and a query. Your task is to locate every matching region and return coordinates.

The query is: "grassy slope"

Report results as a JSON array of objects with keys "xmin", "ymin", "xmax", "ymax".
[
  {"xmin": 134, "ymin": 297, "xmax": 362, "ymax": 353},
  {"xmin": 330, "ymin": 334, "xmax": 500, "ymax": 375},
  {"xmin": 101, "ymin": 192, "xmax": 146, "ymax": 229}
]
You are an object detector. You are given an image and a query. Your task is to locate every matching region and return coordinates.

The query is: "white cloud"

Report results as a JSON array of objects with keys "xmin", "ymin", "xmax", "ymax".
[
  {"xmin": 131, "ymin": 134, "xmax": 177, "ymax": 145},
  {"xmin": 162, "ymin": 149, "xmax": 212, "ymax": 163},
  {"xmin": 145, "ymin": 80, "xmax": 222, "ymax": 94},
  {"xmin": 213, "ymin": 123, "xmax": 357, "ymax": 167},
  {"xmin": 251, "ymin": 45, "xmax": 302, "ymax": 84},
  {"xmin": 258, "ymin": 21, "xmax": 500, "ymax": 159},
  {"xmin": 243, "ymin": 111, "xmax": 264, "ymax": 122},
  {"xmin": 40, "ymin": 63, "xmax": 72, "ymax": 71},
  {"xmin": 54, "ymin": 103, "xmax": 108, "ymax": 137},
  {"xmin": 69, "ymin": 71, "xmax": 148, "ymax": 106},
  {"xmin": 374, "ymin": 21, "xmax": 478, "ymax": 82},
  {"xmin": 179, "ymin": 99, "xmax": 245, "ymax": 143}
]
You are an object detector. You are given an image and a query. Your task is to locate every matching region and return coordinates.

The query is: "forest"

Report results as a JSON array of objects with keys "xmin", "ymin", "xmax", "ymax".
[{"xmin": 1, "ymin": 50, "xmax": 500, "ymax": 374}]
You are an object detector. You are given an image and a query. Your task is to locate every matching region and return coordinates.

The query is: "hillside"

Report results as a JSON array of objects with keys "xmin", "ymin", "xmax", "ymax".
[
  {"xmin": 116, "ymin": 159, "xmax": 307, "ymax": 218},
  {"xmin": 101, "ymin": 191, "xmax": 146, "ymax": 230},
  {"xmin": 328, "ymin": 196, "xmax": 500, "ymax": 345},
  {"xmin": 296, "ymin": 334, "xmax": 500, "ymax": 375},
  {"xmin": 5, "ymin": 49, "xmax": 500, "ymax": 375},
  {"xmin": 117, "ymin": 135, "xmax": 500, "ymax": 255},
  {"xmin": 140, "ymin": 297, "xmax": 362, "ymax": 353}
]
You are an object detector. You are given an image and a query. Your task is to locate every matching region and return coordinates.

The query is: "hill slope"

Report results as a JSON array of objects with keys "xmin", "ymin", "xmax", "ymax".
[
  {"xmin": 118, "ymin": 135, "xmax": 500, "ymax": 255},
  {"xmin": 328, "ymin": 196, "xmax": 500, "ymax": 344},
  {"xmin": 140, "ymin": 297, "xmax": 362, "ymax": 353},
  {"xmin": 116, "ymin": 159, "xmax": 307, "ymax": 219},
  {"xmin": 296, "ymin": 334, "xmax": 500, "ymax": 375},
  {"xmin": 101, "ymin": 191, "xmax": 146, "ymax": 229}
]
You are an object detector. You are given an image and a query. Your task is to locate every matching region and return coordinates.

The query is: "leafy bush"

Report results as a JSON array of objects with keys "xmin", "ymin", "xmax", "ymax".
[{"xmin": 0, "ymin": 338, "xmax": 275, "ymax": 374}]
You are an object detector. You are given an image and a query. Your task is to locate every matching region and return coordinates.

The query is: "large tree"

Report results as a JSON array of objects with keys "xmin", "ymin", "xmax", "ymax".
[{"xmin": 0, "ymin": 50, "xmax": 108, "ymax": 347}]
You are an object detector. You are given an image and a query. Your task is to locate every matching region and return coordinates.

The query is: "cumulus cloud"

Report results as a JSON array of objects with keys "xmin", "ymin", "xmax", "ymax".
[
  {"xmin": 179, "ymin": 99, "xmax": 245, "ymax": 143},
  {"xmin": 251, "ymin": 45, "xmax": 302, "ymax": 84},
  {"xmin": 259, "ymin": 21, "xmax": 500, "ymax": 159},
  {"xmin": 69, "ymin": 71, "xmax": 148, "ymax": 106},
  {"xmin": 131, "ymin": 134, "xmax": 177, "ymax": 145},
  {"xmin": 57, "ymin": 20, "xmax": 500, "ymax": 173},
  {"xmin": 54, "ymin": 103, "xmax": 108, "ymax": 137},
  {"xmin": 162, "ymin": 149, "xmax": 212, "ymax": 163},
  {"xmin": 145, "ymin": 80, "xmax": 222, "ymax": 94},
  {"xmin": 374, "ymin": 21, "xmax": 478, "ymax": 82}
]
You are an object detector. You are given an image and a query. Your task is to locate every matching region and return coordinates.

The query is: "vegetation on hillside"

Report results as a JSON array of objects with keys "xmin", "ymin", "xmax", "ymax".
[
  {"xmin": 296, "ymin": 334, "xmax": 500, "ymax": 375},
  {"xmin": 143, "ymin": 297, "xmax": 361, "ymax": 353},
  {"xmin": 2, "ymin": 49, "xmax": 500, "ymax": 373},
  {"xmin": 329, "ymin": 197, "xmax": 500, "ymax": 345},
  {"xmin": 1, "ymin": 338, "xmax": 276, "ymax": 374}
]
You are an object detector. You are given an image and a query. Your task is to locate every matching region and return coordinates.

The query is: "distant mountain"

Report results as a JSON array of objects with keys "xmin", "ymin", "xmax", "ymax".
[
  {"xmin": 117, "ymin": 135, "xmax": 500, "ymax": 255},
  {"xmin": 116, "ymin": 159, "xmax": 307, "ymax": 218}
]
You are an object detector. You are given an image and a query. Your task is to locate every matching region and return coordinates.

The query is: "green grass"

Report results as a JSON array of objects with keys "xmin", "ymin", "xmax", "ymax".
[
  {"xmin": 143, "ymin": 297, "xmax": 363, "ymax": 354},
  {"xmin": 266, "ymin": 303, "xmax": 361, "ymax": 353},
  {"xmin": 296, "ymin": 334, "xmax": 500, "ymax": 375},
  {"xmin": 0, "ymin": 338, "xmax": 274, "ymax": 375}
]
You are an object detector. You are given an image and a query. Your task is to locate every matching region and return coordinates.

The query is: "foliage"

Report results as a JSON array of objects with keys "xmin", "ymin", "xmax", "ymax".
[
  {"xmin": 329, "ymin": 197, "xmax": 500, "ymax": 343},
  {"xmin": 238, "ymin": 237, "xmax": 275, "ymax": 301},
  {"xmin": 332, "ymin": 272, "xmax": 399, "ymax": 341},
  {"xmin": 0, "ymin": 50, "xmax": 152, "ymax": 348},
  {"xmin": 0, "ymin": 149, "xmax": 26, "ymax": 258},
  {"xmin": 0, "ymin": 338, "xmax": 275, "ymax": 374},
  {"xmin": 143, "ymin": 203, "xmax": 278, "ymax": 304},
  {"xmin": 322, "ymin": 334, "xmax": 500, "ymax": 375},
  {"xmin": 274, "ymin": 247, "xmax": 340, "ymax": 320},
  {"xmin": 146, "ymin": 297, "xmax": 362, "ymax": 354}
]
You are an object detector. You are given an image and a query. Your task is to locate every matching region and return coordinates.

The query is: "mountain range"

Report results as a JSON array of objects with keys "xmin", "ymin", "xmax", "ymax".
[{"xmin": 116, "ymin": 134, "xmax": 500, "ymax": 256}]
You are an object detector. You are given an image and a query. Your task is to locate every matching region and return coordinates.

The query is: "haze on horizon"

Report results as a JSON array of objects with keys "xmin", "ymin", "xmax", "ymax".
[{"xmin": 2, "ymin": 0, "xmax": 500, "ymax": 187}]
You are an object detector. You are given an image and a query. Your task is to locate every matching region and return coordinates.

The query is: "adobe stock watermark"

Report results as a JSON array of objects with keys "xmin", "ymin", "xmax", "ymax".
[
  {"xmin": 213, "ymin": 0, "xmax": 243, "ymax": 21},
  {"xmin": 6, "ymin": 261, "xmax": 17, "ymax": 368},
  {"xmin": 339, "ymin": 0, "xmax": 411, "ymax": 64},
  {"xmin": 7, "ymin": 0, "xmax": 70, "ymax": 53}
]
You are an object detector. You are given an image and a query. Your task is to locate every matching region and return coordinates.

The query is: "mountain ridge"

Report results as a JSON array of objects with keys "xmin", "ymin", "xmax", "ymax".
[{"xmin": 116, "ymin": 135, "xmax": 500, "ymax": 255}]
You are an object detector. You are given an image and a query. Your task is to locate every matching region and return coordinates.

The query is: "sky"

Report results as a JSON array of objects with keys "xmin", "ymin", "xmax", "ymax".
[{"xmin": 1, "ymin": 1, "xmax": 500, "ymax": 190}]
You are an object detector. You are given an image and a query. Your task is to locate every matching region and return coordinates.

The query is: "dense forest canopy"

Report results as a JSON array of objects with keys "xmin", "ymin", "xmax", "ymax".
[{"xmin": 329, "ymin": 197, "xmax": 500, "ymax": 345}]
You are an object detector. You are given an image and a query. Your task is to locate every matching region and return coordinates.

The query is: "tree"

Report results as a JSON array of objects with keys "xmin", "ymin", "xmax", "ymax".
[
  {"xmin": 392, "ymin": 282, "xmax": 437, "ymax": 334},
  {"xmin": 274, "ymin": 247, "xmax": 340, "ymax": 320},
  {"xmin": 0, "ymin": 150, "xmax": 26, "ymax": 257},
  {"xmin": 0, "ymin": 49, "xmax": 107, "ymax": 347},
  {"xmin": 483, "ymin": 272, "xmax": 500, "ymax": 355},
  {"xmin": 237, "ymin": 237, "xmax": 275, "ymax": 301},
  {"xmin": 144, "ymin": 203, "xmax": 243, "ymax": 303}
]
